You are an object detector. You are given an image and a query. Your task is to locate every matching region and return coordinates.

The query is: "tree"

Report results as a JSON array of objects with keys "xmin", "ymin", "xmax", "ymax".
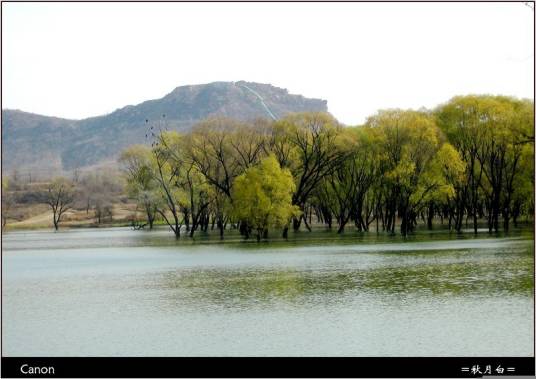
[
  {"xmin": 273, "ymin": 112, "xmax": 347, "ymax": 231},
  {"xmin": 151, "ymin": 133, "xmax": 186, "ymax": 238},
  {"xmin": 119, "ymin": 145, "xmax": 160, "ymax": 229},
  {"xmin": 436, "ymin": 95, "xmax": 535, "ymax": 233},
  {"xmin": 436, "ymin": 96, "xmax": 489, "ymax": 233},
  {"xmin": 429, "ymin": 143, "xmax": 467, "ymax": 231},
  {"xmin": 77, "ymin": 170, "xmax": 123, "ymax": 225},
  {"xmin": 1, "ymin": 177, "xmax": 14, "ymax": 230},
  {"xmin": 188, "ymin": 117, "xmax": 244, "ymax": 200},
  {"xmin": 229, "ymin": 118, "xmax": 269, "ymax": 170},
  {"xmin": 510, "ymin": 143, "xmax": 534, "ymax": 227},
  {"xmin": 498, "ymin": 98, "xmax": 534, "ymax": 231},
  {"xmin": 44, "ymin": 177, "xmax": 75, "ymax": 230},
  {"xmin": 231, "ymin": 155, "xmax": 300, "ymax": 241},
  {"xmin": 473, "ymin": 97, "xmax": 515, "ymax": 233},
  {"xmin": 366, "ymin": 109, "xmax": 449, "ymax": 235},
  {"xmin": 187, "ymin": 118, "xmax": 269, "ymax": 237},
  {"xmin": 411, "ymin": 142, "xmax": 466, "ymax": 231},
  {"xmin": 118, "ymin": 97, "xmax": 533, "ymax": 239},
  {"xmin": 314, "ymin": 127, "xmax": 378, "ymax": 233},
  {"xmin": 158, "ymin": 131, "xmax": 213, "ymax": 237},
  {"xmin": 437, "ymin": 95, "xmax": 534, "ymax": 233}
]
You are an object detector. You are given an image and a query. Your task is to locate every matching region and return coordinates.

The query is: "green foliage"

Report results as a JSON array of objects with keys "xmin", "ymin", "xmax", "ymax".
[
  {"xmin": 119, "ymin": 145, "xmax": 161, "ymax": 228},
  {"xmin": 365, "ymin": 110, "xmax": 448, "ymax": 234},
  {"xmin": 231, "ymin": 155, "xmax": 300, "ymax": 239},
  {"xmin": 436, "ymin": 95, "xmax": 534, "ymax": 232},
  {"xmin": 412, "ymin": 142, "xmax": 466, "ymax": 207},
  {"xmin": 117, "ymin": 100, "xmax": 534, "ymax": 239}
]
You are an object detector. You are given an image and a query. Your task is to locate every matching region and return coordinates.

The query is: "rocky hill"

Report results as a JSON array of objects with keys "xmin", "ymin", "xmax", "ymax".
[{"xmin": 2, "ymin": 81, "xmax": 328, "ymax": 176}]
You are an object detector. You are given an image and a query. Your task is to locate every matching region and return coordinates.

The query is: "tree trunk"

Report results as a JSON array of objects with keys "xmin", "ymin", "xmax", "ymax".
[
  {"xmin": 217, "ymin": 218, "xmax": 224, "ymax": 239},
  {"xmin": 302, "ymin": 214, "xmax": 312, "ymax": 232},
  {"xmin": 293, "ymin": 216, "xmax": 302, "ymax": 231},
  {"xmin": 503, "ymin": 208, "xmax": 510, "ymax": 232},
  {"xmin": 146, "ymin": 209, "xmax": 155, "ymax": 230},
  {"xmin": 184, "ymin": 212, "xmax": 190, "ymax": 232},
  {"xmin": 427, "ymin": 203, "xmax": 434, "ymax": 230},
  {"xmin": 337, "ymin": 220, "xmax": 347, "ymax": 234}
]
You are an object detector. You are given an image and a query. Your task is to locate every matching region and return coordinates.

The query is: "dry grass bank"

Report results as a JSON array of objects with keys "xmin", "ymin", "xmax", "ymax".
[{"xmin": 4, "ymin": 203, "xmax": 141, "ymax": 230}]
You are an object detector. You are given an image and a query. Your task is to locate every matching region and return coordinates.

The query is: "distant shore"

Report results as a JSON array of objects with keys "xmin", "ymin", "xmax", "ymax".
[
  {"xmin": 4, "ymin": 210, "xmax": 534, "ymax": 240},
  {"xmin": 3, "ymin": 203, "xmax": 137, "ymax": 231}
]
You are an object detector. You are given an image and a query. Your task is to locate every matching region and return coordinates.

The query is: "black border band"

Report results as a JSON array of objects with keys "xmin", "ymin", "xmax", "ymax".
[{"xmin": 1, "ymin": 357, "xmax": 535, "ymax": 378}]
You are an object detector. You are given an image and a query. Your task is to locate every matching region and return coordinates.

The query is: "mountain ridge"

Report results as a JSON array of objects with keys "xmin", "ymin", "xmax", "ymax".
[{"xmin": 2, "ymin": 81, "xmax": 328, "ymax": 176}]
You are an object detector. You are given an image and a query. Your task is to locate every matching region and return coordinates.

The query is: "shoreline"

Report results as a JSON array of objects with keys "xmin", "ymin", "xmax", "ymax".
[{"xmin": 3, "ymin": 223, "xmax": 534, "ymax": 250}]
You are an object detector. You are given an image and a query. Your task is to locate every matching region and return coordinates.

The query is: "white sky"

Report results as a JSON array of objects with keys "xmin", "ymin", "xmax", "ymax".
[{"xmin": 2, "ymin": 2, "xmax": 534, "ymax": 125}]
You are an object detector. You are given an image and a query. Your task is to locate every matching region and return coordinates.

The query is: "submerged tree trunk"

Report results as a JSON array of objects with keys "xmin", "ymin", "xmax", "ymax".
[
  {"xmin": 337, "ymin": 219, "xmax": 348, "ymax": 234},
  {"xmin": 146, "ymin": 206, "xmax": 155, "ymax": 230},
  {"xmin": 427, "ymin": 203, "xmax": 434, "ymax": 230},
  {"xmin": 217, "ymin": 218, "xmax": 225, "ymax": 239},
  {"xmin": 302, "ymin": 214, "xmax": 312, "ymax": 232},
  {"xmin": 293, "ymin": 216, "xmax": 302, "ymax": 231}
]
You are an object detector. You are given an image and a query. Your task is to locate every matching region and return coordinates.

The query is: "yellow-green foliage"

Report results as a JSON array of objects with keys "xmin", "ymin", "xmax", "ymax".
[
  {"xmin": 116, "ymin": 105, "xmax": 533, "ymax": 238},
  {"xmin": 119, "ymin": 145, "xmax": 156, "ymax": 197},
  {"xmin": 366, "ymin": 110, "xmax": 442, "ymax": 193},
  {"xmin": 412, "ymin": 142, "xmax": 466, "ymax": 206},
  {"xmin": 232, "ymin": 155, "xmax": 300, "ymax": 236}
]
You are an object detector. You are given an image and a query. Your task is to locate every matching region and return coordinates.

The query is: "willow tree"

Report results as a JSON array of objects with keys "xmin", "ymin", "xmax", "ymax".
[
  {"xmin": 145, "ymin": 132, "xmax": 186, "ymax": 238},
  {"xmin": 411, "ymin": 142, "xmax": 466, "ymax": 232},
  {"xmin": 436, "ymin": 96, "xmax": 489, "ymax": 233},
  {"xmin": 432, "ymin": 143, "xmax": 467, "ymax": 231},
  {"xmin": 315, "ymin": 126, "xmax": 379, "ymax": 233},
  {"xmin": 510, "ymin": 143, "xmax": 534, "ymax": 227},
  {"xmin": 119, "ymin": 145, "xmax": 160, "ymax": 229},
  {"xmin": 186, "ymin": 118, "xmax": 258, "ymax": 237},
  {"xmin": 230, "ymin": 118, "xmax": 270, "ymax": 170},
  {"xmin": 472, "ymin": 97, "xmax": 516, "ymax": 232},
  {"xmin": 496, "ymin": 98, "xmax": 534, "ymax": 231},
  {"xmin": 231, "ymin": 155, "xmax": 300, "ymax": 241},
  {"xmin": 188, "ymin": 118, "xmax": 245, "ymax": 200},
  {"xmin": 273, "ymin": 112, "xmax": 347, "ymax": 231},
  {"xmin": 366, "ymin": 110, "xmax": 451, "ymax": 235},
  {"xmin": 438, "ymin": 95, "xmax": 534, "ymax": 233},
  {"xmin": 157, "ymin": 131, "xmax": 213, "ymax": 238}
]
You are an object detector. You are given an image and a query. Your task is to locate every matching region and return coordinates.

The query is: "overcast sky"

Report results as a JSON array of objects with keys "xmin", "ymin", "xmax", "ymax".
[{"xmin": 2, "ymin": 2, "xmax": 534, "ymax": 125}]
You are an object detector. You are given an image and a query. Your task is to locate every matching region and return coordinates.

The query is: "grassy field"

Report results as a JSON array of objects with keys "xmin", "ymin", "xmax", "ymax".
[{"xmin": 4, "ymin": 203, "xmax": 139, "ymax": 230}]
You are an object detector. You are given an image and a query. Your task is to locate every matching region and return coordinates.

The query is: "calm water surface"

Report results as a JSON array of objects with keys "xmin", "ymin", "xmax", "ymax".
[{"xmin": 2, "ymin": 227, "xmax": 534, "ymax": 356}]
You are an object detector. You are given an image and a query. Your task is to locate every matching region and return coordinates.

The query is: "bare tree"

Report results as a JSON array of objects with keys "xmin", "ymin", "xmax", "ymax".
[
  {"xmin": 2, "ymin": 177, "xmax": 14, "ymax": 230},
  {"xmin": 94, "ymin": 195, "xmax": 113, "ymax": 224},
  {"xmin": 44, "ymin": 177, "xmax": 75, "ymax": 230},
  {"xmin": 76, "ymin": 170, "xmax": 123, "ymax": 223}
]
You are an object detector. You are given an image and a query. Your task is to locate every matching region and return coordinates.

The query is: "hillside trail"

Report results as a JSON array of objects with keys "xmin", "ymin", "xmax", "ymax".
[{"xmin": 234, "ymin": 82, "xmax": 277, "ymax": 120}]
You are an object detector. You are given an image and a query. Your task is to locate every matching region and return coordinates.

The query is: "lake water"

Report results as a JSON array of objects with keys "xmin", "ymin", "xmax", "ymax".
[{"xmin": 2, "ymin": 227, "xmax": 534, "ymax": 356}]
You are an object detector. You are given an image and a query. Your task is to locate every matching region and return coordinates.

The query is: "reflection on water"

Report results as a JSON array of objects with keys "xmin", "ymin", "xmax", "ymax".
[
  {"xmin": 159, "ymin": 254, "xmax": 533, "ymax": 311},
  {"xmin": 2, "ymin": 227, "xmax": 534, "ymax": 357},
  {"xmin": 3, "ymin": 225, "xmax": 533, "ymax": 251}
]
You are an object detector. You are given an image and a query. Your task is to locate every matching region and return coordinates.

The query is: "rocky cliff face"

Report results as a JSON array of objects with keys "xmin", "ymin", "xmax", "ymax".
[{"xmin": 2, "ymin": 81, "xmax": 328, "ymax": 175}]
